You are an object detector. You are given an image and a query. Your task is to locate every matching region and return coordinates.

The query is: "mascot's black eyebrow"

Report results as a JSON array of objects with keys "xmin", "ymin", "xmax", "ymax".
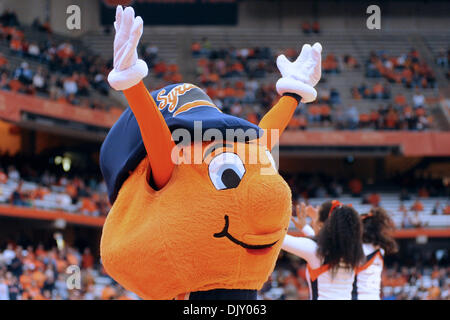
[{"xmin": 203, "ymin": 143, "xmax": 233, "ymax": 161}]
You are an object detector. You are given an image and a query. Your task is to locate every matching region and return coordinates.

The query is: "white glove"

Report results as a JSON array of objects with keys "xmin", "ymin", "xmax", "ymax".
[
  {"xmin": 275, "ymin": 42, "xmax": 322, "ymax": 103},
  {"xmin": 107, "ymin": 5, "xmax": 148, "ymax": 91}
]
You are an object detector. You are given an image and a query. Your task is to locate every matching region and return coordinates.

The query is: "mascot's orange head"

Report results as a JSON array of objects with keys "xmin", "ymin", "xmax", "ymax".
[{"xmin": 99, "ymin": 83, "xmax": 292, "ymax": 299}]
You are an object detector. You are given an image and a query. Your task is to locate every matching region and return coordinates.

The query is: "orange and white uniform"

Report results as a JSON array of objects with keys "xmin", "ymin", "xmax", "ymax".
[
  {"xmin": 282, "ymin": 235, "xmax": 355, "ymax": 300},
  {"xmin": 352, "ymin": 243, "xmax": 384, "ymax": 300}
]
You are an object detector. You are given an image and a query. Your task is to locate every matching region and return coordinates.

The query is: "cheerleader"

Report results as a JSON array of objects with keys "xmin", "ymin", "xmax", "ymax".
[
  {"xmin": 352, "ymin": 207, "xmax": 398, "ymax": 300},
  {"xmin": 283, "ymin": 200, "xmax": 364, "ymax": 300}
]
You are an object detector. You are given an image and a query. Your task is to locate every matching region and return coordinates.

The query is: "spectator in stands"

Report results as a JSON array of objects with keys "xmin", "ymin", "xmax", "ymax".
[
  {"xmin": 398, "ymin": 203, "xmax": 411, "ymax": 228},
  {"xmin": 81, "ymin": 248, "xmax": 94, "ymax": 269},
  {"xmin": 411, "ymin": 199, "xmax": 424, "ymax": 212},
  {"xmin": 394, "ymin": 93, "xmax": 407, "ymax": 108},
  {"xmin": 368, "ymin": 108, "xmax": 380, "ymax": 128},
  {"xmin": 343, "ymin": 54, "xmax": 360, "ymax": 70},
  {"xmin": 201, "ymin": 37, "xmax": 211, "ymax": 53},
  {"xmin": 7, "ymin": 165, "xmax": 20, "ymax": 182},
  {"xmin": 358, "ymin": 83, "xmax": 370, "ymax": 99},
  {"xmin": 92, "ymin": 73, "xmax": 109, "ymax": 95},
  {"xmin": 142, "ymin": 43, "xmax": 158, "ymax": 61},
  {"xmin": 410, "ymin": 210, "xmax": 427, "ymax": 228},
  {"xmin": 367, "ymin": 192, "xmax": 381, "ymax": 207},
  {"xmin": 400, "ymin": 189, "xmax": 411, "ymax": 201},
  {"xmin": 412, "ymin": 89, "xmax": 425, "ymax": 109},
  {"xmin": 2, "ymin": 244, "xmax": 16, "ymax": 265},
  {"xmin": 431, "ymin": 201, "xmax": 441, "ymax": 215},
  {"xmin": 323, "ymin": 54, "xmax": 340, "ymax": 74},
  {"xmin": 32, "ymin": 67, "xmax": 47, "ymax": 94},
  {"xmin": 56, "ymin": 42, "xmax": 74, "ymax": 60},
  {"xmin": 435, "ymin": 49, "xmax": 448, "ymax": 69},
  {"xmin": 32, "ymin": 18, "xmax": 42, "ymax": 31},
  {"xmin": 329, "ymin": 181, "xmax": 343, "ymax": 197},
  {"xmin": 301, "ymin": 22, "xmax": 311, "ymax": 34},
  {"xmin": 76, "ymin": 74, "xmax": 90, "ymax": 97},
  {"xmin": 153, "ymin": 60, "xmax": 167, "ymax": 78},
  {"xmin": 329, "ymin": 88, "xmax": 341, "ymax": 105},
  {"xmin": 14, "ymin": 62, "xmax": 33, "ymax": 85},
  {"xmin": 191, "ymin": 41, "xmax": 201, "ymax": 57},
  {"xmin": 48, "ymin": 75, "xmax": 62, "ymax": 100},
  {"xmin": 27, "ymin": 42, "xmax": 40, "ymax": 58},
  {"xmin": 0, "ymin": 53, "xmax": 7, "ymax": 72},
  {"xmin": 312, "ymin": 21, "xmax": 320, "ymax": 34},
  {"xmin": 9, "ymin": 181, "xmax": 27, "ymax": 207},
  {"xmin": 0, "ymin": 72, "xmax": 9, "ymax": 90},
  {"xmin": 345, "ymin": 105, "xmax": 359, "ymax": 129},
  {"xmin": 0, "ymin": 10, "xmax": 20, "ymax": 27},
  {"xmin": 418, "ymin": 187, "xmax": 429, "ymax": 198},
  {"xmin": 372, "ymin": 82, "xmax": 385, "ymax": 99},
  {"xmin": 444, "ymin": 204, "xmax": 450, "ymax": 215},
  {"xmin": 63, "ymin": 75, "xmax": 78, "ymax": 98},
  {"xmin": 6, "ymin": 273, "xmax": 20, "ymax": 300},
  {"xmin": 349, "ymin": 178, "xmax": 363, "ymax": 197}
]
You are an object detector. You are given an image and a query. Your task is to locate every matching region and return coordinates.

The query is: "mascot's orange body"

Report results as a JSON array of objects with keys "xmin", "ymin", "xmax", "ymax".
[
  {"xmin": 100, "ymin": 83, "xmax": 297, "ymax": 300},
  {"xmin": 99, "ymin": 5, "xmax": 322, "ymax": 300}
]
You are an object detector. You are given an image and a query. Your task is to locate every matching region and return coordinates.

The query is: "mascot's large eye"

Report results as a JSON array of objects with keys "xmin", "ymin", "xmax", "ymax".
[{"xmin": 208, "ymin": 152, "xmax": 245, "ymax": 190}]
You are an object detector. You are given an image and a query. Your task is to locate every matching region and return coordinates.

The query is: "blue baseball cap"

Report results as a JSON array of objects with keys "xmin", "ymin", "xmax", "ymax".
[{"xmin": 100, "ymin": 83, "xmax": 262, "ymax": 204}]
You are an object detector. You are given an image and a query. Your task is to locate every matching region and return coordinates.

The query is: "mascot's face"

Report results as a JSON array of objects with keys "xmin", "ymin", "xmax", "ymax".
[{"xmin": 100, "ymin": 140, "xmax": 292, "ymax": 299}]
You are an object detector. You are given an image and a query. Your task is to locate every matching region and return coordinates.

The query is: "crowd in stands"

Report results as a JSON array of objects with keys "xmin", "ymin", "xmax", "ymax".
[
  {"xmin": 191, "ymin": 40, "xmax": 345, "ymax": 129},
  {"xmin": 0, "ymin": 11, "xmax": 113, "ymax": 110},
  {"xmin": 0, "ymin": 9, "xmax": 443, "ymax": 133},
  {"xmin": 192, "ymin": 43, "xmax": 275, "ymax": 79},
  {"xmin": 2, "ymin": 149, "xmax": 448, "ymax": 224},
  {"xmin": 342, "ymin": 94, "xmax": 432, "ymax": 131},
  {"xmin": 140, "ymin": 43, "xmax": 183, "ymax": 84},
  {"xmin": 365, "ymin": 49, "xmax": 436, "ymax": 89},
  {"xmin": 0, "ymin": 10, "xmax": 177, "ymax": 112},
  {"xmin": 2, "ymin": 234, "xmax": 447, "ymax": 300},
  {"xmin": 301, "ymin": 21, "xmax": 321, "ymax": 35},
  {"xmin": 0, "ymin": 152, "xmax": 110, "ymax": 217},
  {"xmin": 0, "ymin": 241, "xmax": 137, "ymax": 300},
  {"xmin": 191, "ymin": 40, "xmax": 438, "ymax": 132},
  {"xmin": 0, "ymin": 10, "xmax": 20, "ymax": 28},
  {"xmin": 286, "ymin": 170, "xmax": 449, "ymax": 200},
  {"xmin": 285, "ymin": 172, "xmax": 450, "ymax": 223}
]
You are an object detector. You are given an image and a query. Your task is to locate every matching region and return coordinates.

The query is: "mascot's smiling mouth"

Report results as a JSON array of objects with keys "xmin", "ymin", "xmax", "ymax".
[{"xmin": 213, "ymin": 215, "xmax": 282, "ymax": 252}]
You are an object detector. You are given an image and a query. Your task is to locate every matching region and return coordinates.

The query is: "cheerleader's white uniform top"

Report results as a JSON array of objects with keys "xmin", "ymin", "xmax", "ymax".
[
  {"xmin": 352, "ymin": 243, "xmax": 385, "ymax": 300},
  {"xmin": 282, "ymin": 234, "xmax": 355, "ymax": 300}
]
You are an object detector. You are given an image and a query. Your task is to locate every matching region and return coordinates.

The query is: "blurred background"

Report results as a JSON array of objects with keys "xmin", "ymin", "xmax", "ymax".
[{"xmin": 0, "ymin": 0, "xmax": 448, "ymax": 300}]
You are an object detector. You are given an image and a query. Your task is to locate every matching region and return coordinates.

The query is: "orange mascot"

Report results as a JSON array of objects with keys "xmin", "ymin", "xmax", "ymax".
[{"xmin": 99, "ymin": 5, "xmax": 322, "ymax": 300}]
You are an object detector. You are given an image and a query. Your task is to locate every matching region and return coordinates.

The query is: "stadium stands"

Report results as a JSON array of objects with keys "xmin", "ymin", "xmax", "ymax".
[
  {"xmin": 298, "ymin": 195, "xmax": 450, "ymax": 229},
  {"xmin": 1, "ymin": 152, "xmax": 448, "ymax": 229},
  {"xmin": 0, "ymin": 3, "xmax": 448, "ymax": 301},
  {"xmin": 1, "ymin": 8, "xmax": 448, "ymax": 132},
  {"xmin": 82, "ymin": 27, "xmax": 448, "ymax": 131},
  {"xmin": 0, "ymin": 153, "xmax": 109, "ymax": 217},
  {"xmin": 0, "ymin": 242, "xmax": 137, "ymax": 300}
]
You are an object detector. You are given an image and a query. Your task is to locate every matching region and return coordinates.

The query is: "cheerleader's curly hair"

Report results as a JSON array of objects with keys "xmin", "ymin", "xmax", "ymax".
[
  {"xmin": 316, "ymin": 205, "xmax": 364, "ymax": 276},
  {"xmin": 361, "ymin": 207, "xmax": 398, "ymax": 255}
]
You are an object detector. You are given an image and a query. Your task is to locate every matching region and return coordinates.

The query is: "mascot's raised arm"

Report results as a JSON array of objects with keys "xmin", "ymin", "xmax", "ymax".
[{"xmin": 99, "ymin": 5, "xmax": 322, "ymax": 300}]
